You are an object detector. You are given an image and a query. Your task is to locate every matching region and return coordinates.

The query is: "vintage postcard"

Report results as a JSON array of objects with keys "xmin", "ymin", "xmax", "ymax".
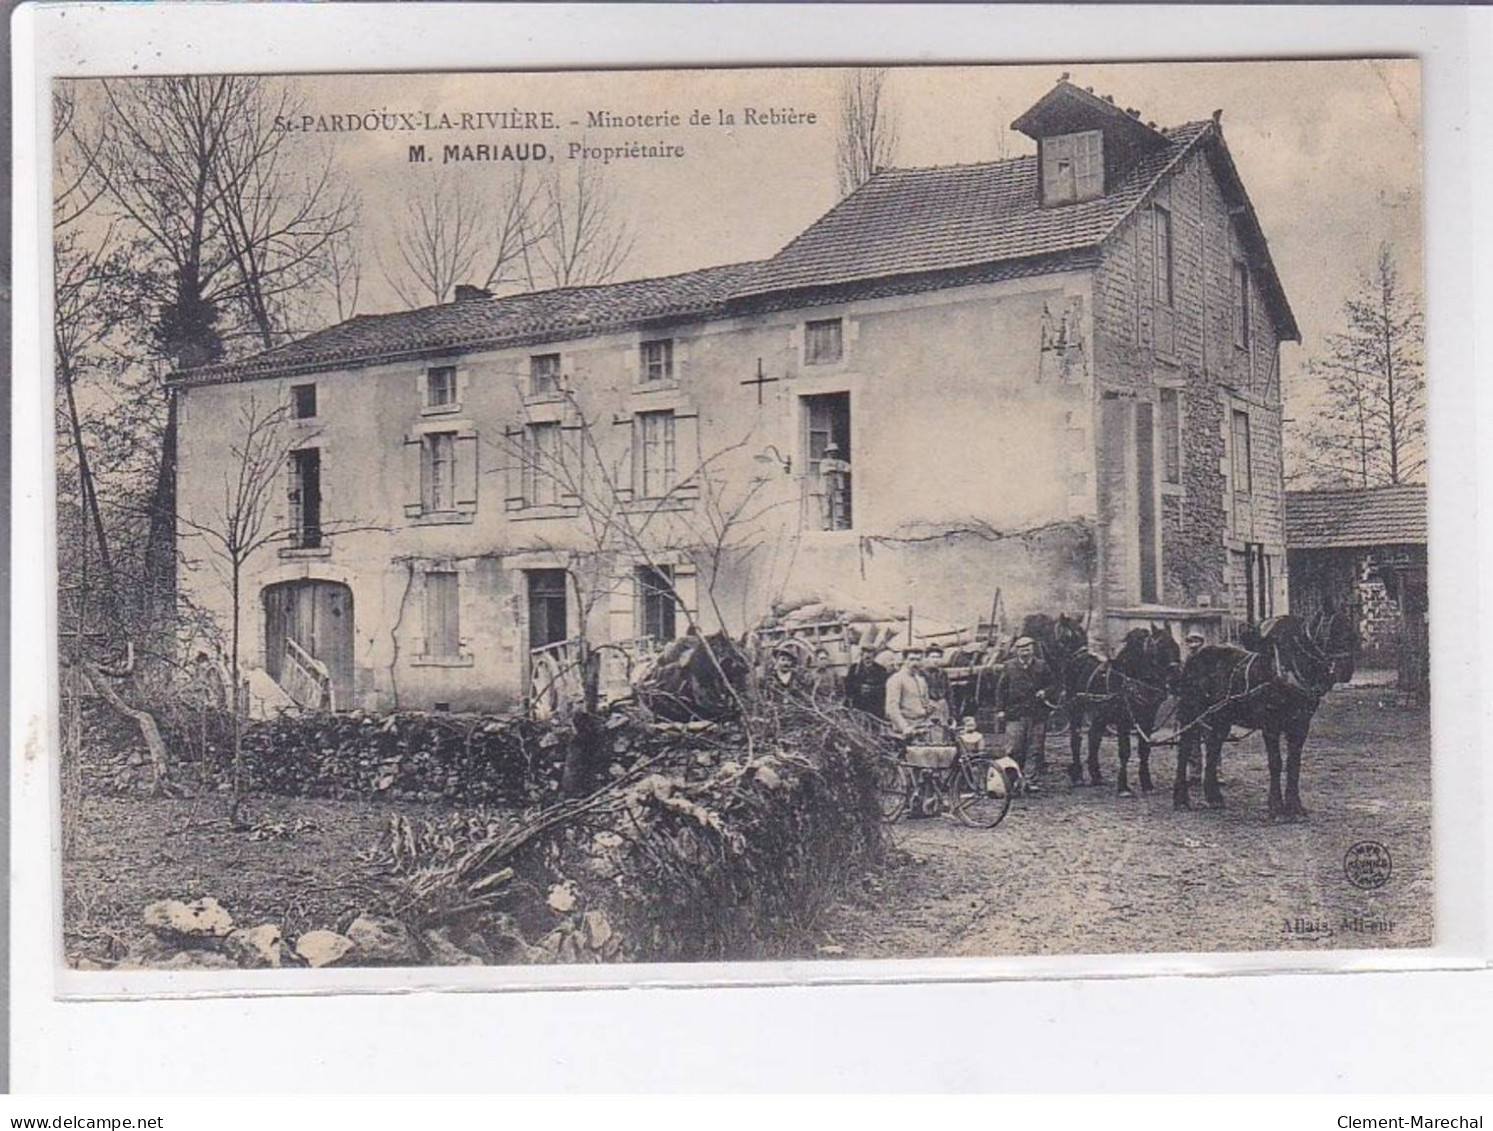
[{"xmin": 52, "ymin": 60, "xmax": 1431, "ymax": 977}]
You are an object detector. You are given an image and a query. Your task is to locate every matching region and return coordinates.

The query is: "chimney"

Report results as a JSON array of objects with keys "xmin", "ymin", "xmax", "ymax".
[{"xmin": 452, "ymin": 284, "xmax": 492, "ymax": 303}]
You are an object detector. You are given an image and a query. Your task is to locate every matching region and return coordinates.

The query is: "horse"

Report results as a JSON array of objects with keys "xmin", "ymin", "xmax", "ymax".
[
  {"xmin": 1171, "ymin": 614, "xmax": 1337, "ymax": 819},
  {"xmin": 1064, "ymin": 624, "xmax": 1181, "ymax": 795},
  {"xmin": 1308, "ymin": 598, "xmax": 1359, "ymax": 685}
]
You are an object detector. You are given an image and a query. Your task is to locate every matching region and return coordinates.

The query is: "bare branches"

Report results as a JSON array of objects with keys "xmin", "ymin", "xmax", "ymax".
[
  {"xmin": 835, "ymin": 68, "xmax": 900, "ymax": 198},
  {"xmin": 531, "ymin": 156, "xmax": 634, "ymax": 290},
  {"xmin": 382, "ymin": 172, "xmax": 488, "ymax": 307},
  {"xmin": 1289, "ymin": 244, "xmax": 1425, "ymax": 487}
]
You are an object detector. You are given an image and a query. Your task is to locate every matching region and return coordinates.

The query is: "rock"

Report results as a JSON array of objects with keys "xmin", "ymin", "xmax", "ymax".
[
  {"xmin": 420, "ymin": 927, "xmax": 483, "ymax": 966},
  {"xmin": 581, "ymin": 909, "xmax": 613, "ymax": 950},
  {"xmin": 162, "ymin": 949, "xmax": 237, "ymax": 970},
  {"xmin": 121, "ymin": 931, "xmax": 184, "ymax": 968},
  {"xmin": 224, "ymin": 924, "xmax": 285, "ymax": 968},
  {"xmin": 294, "ymin": 929, "xmax": 355, "ymax": 969},
  {"xmin": 546, "ymin": 882, "xmax": 578, "ymax": 913},
  {"xmin": 143, "ymin": 897, "xmax": 234, "ymax": 941},
  {"xmin": 346, "ymin": 914, "xmax": 420, "ymax": 965}
]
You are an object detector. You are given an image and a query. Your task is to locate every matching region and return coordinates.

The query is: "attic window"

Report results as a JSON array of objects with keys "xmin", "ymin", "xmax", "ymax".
[{"xmin": 1041, "ymin": 130, "xmax": 1103, "ymax": 206}]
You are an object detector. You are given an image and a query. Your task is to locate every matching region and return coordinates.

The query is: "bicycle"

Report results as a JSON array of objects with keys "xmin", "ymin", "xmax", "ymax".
[{"xmin": 874, "ymin": 721, "xmax": 1013, "ymax": 829}]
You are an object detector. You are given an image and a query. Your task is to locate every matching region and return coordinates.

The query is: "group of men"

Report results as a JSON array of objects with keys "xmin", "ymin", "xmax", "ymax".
[{"xmin": 843, "ymin": 636, "xmax": 1057, "ymax": 792}]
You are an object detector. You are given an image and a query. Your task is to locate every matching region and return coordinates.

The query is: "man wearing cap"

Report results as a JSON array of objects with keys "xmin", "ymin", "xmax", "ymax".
[
  {"xmin": 884, "ymin": 648, "xmax": 934, "ymax": 735},
  {"xmin": 995, "ymin": 636, "xmax": 1054, "ymax": 791},
  {"xmin": 845, "ymin": 644, "xmax": 891, "ymax": 719}
]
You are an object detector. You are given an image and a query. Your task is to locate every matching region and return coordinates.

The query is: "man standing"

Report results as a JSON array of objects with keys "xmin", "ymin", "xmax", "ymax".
[
  {"xmin": 884, "ymin": 648, "xmax": 934, "ymax": 736},
  {"xmin": 996, "ymin": 636, "xmax": 1054, "ymax": 792},
  {"xmin": 923, "ymin": 645, "xmax": 951, "ymax": 722},
  {"xmin": 845, "ymin": 646, "xmax": 890, "ymax": 719}
]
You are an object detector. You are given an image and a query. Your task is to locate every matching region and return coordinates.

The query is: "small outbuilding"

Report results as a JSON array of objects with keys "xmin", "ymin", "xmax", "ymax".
[{"xmin": 1285, "ymin": 484, "xmax": 1427, "ymax": 696}]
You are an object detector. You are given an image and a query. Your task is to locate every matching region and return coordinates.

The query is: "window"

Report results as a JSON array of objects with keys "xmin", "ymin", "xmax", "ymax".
[
  {"xmin": 1232, "ymin": 261, "xmax": 1251, "ymax": 349},
  {"xmin": 530, "ymin": 353, "xmax": 561, "ymax": 397},
  {"xmin": 523, "ymin": 422, "xmax": 561, "ymax": 506},
  {"xmin": 1231, "ymin": 409, "xmax": 1253, "ymax": 496},
  {"xmin": 1041, "ymin": 131, "xmax": 1104, "ymax": 206},
  {"xmin": 424, "ymin": 571, "xmax": 460, "ymax": 659},
  {"xmin": 1153, "ymin": 206, "xmax": 1174, "ymax": 307},
  {"xmin": 637, "ymin": 411, "xmax": 677, "ymax": 498},
  {"xmin": 426, "ymin": 366, "xmax": 457, "ymax": 409},
  {"xmin": 637, "ymin": 566, "xmax": 676, "ymax": 641},
  {"xmin": 1159, "ymin": 388, "xmax": 1181, "ymax": 487},
  {"xmin": 288, "ymin": 448, "xmax": 322, "ymax": 548},
  {"xmin": 804, "ymin": 318, "xmax": 844, "ymax": 365},
  {"xmin": 291, "ymin": 383, "xmax": 317, "ymax": 420},
  {"xmin": 803, "ymin": 392, "xmax": 853, "ymax": 531},
  {"xmin": 640, "ymin": 339, "xmax": 673, "ymax": 383},
  {"xmin": 422, "ymin": 431, "xmax": 456, "ymax": 512}
]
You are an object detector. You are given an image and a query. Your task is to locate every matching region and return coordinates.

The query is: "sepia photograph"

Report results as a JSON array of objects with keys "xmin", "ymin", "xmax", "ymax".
[{"xmin": 50, "ymin": 60, "xmax": 1431, "ymax": 975}]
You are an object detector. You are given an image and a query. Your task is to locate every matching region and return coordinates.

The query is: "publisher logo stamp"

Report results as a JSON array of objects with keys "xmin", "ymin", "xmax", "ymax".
[{"xmin": 1344, "ymin": 841, "xmax": 1393, "ymax": 890}]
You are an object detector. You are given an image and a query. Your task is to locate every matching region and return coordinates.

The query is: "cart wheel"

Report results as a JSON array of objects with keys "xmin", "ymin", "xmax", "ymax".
[
  {"xmin": 1045, "ymin": 706, "xmax": 1070, "ymax": 736},
  {"xmin": 952, "ymin": 756, "xmax": 1012, "ymax": 829},
  {"xmin": 875, "ymin": 755, "xmax": 912, "ymax": 823}
]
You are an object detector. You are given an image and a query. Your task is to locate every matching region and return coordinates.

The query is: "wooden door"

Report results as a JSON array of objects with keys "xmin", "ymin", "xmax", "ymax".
[{"xmin": 263, "ymin": 580, "xmax": 355, "ymax": 708}]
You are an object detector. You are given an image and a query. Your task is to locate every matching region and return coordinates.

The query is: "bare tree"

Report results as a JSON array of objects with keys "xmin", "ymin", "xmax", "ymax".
[
  {"xmin": 835, "ymin": 68, "xmax": 900, "ymax": 197},
  {"xmin": 173, "ymin": 396, "xmax": 382, "ymax": 825},
  {"xmin": 381, "ymin": 172, "xmax": 487, "ymax": 307},
  {"xmin": 1288, "ymin": 245, "xmax": 1425, "ymax": 487},
  {"xmin": 530, "ymin": 156, "xmax": 634, "ymax": 290},
  {"xmin": 489, "ymin": 379, "xmax": 787, "ymax": 793},
  {"xmin": 78, "ymin": 76, "xmax": 359, "ymax": 623}
]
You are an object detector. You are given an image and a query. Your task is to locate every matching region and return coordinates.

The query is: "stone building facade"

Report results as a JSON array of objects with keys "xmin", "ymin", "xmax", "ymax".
[{"xmin": 170, "ymin": 80, "xmax": 1298, "ymax": 712}]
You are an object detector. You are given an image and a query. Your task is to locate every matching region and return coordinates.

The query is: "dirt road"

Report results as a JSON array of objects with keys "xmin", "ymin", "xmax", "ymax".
[{"xmin": 820, "ymin": 687, "xmax": 1433, "ymax": 958}]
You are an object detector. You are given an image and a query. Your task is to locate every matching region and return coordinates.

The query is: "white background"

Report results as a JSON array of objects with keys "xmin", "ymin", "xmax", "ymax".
[{"xmin": 11, "ymin": 3, "xmax": 1492, "ymax": 1092}]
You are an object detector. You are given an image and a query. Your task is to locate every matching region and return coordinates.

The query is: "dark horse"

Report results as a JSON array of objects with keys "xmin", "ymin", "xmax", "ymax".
[
  {"xmin": 1172, "ymin": 615, "xmax": 1337, "ymax": 818},
  {"xmin": 1064, "ymin": 624, "xmax": 1182, "ymax": 795}
]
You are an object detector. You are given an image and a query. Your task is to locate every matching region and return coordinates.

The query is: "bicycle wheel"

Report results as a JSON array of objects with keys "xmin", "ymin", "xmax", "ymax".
[
  {"xmin": 875, "ymin": 755, "xmax": 913, "ymax": 822},
  {"xmin": 952, "ymin": 756, "xmax": 1012, "ymax": 829}
]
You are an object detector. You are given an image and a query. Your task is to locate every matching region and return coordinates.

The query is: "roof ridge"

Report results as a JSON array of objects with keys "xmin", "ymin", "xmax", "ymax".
[
  {"xmin": 877, "ymin": 153, "xmax": 1035, "ymax": 176},
  {"xmin": 1287, "ymin": 483, "xmax": 1426, "ymax": 494}
]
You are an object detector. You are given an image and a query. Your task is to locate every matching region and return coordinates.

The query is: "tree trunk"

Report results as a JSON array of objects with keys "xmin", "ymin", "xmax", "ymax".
[
  {"xmin": 561, "ymin": 647, "xmax": 604, "ymax": 799},
  {"xmin": 77, "ymin": 659, "xmax": 172, "ymax": 795},
  {"xmin": 228, "ymin": 565, "xmax": 248, "ymax": 829}
]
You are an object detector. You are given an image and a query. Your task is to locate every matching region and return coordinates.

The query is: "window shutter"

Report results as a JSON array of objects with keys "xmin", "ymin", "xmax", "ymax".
[
  {"xmin": 675, "ymin": 410, "xmax": 701, "ymax": 489},
  {"xmin": 608, "ymin": 564, "xmax": 636, "ymax": 644},
  {"xmin": 503, "ymin": 425, "xmax": 524, "ymax": 511},
  {"xmin": 674, "ymin": 340, "xmax": 690, "ymax": 384},
  {"xmin": 673, "ymin": 561, "xmax": 699, "ymax": 630},
  {"xmin": 559, "ymin": 421, "xmax": 583, "ymax": 504},
  {"xmin": 402, "ymin": 434, "xmax": 423, "ymax": 517},
  {"xmin": 623, "ymin": 344, "xmax": 639, "ymax": 383},
  {"xmin": 455, "ymin": 428, "xmax": 479, "ymax": 512},
  {"xmin": 274, "ymin": 459, "xmax": 291, "ymax": 541}
]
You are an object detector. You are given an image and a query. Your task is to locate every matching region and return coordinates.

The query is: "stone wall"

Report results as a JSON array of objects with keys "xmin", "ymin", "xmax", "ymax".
[{"xmin": 1091, "ymin": 140, "xmax": 1288, "ymax": 626}]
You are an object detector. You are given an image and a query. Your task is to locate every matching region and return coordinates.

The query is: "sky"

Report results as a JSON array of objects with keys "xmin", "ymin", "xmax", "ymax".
[{"xmin": 87, "ymin": 60, "xmax": 1425, "ymax": 387}]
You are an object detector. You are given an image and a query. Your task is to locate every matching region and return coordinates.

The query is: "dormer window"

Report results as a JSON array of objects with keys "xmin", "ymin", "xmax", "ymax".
[{"xmin": 1041, "ymin": 130, "xmax": 1104, "ymax": 206}]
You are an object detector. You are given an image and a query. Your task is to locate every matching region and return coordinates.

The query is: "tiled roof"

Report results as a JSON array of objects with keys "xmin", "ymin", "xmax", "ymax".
[
  {"xmin": 176, "ymin": 262, "xmax": 761, "ymax": 385},
  {"xmin": 174, "ymin": 107, "xmax": 1299, "ymax": 386},
  {"xmin": 737, "ymin": 121, "xmax": 1214, "ymax": 299},
  {"xmin": 1285, "ymin": 485, "xmax": 1427, "ymax": 549}
]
